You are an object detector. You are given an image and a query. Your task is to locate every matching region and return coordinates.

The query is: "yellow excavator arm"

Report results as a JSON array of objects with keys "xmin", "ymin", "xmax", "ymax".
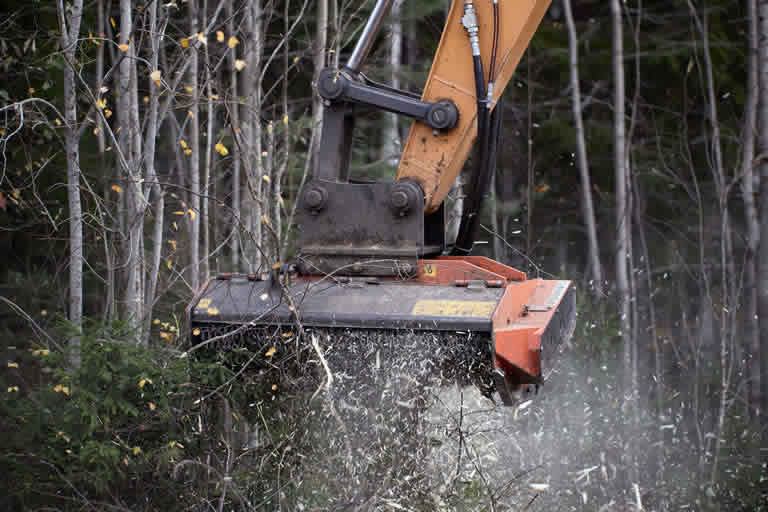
[{"xmin": 397, "ymin": 0, "xmax": 551, "ymax": 213}]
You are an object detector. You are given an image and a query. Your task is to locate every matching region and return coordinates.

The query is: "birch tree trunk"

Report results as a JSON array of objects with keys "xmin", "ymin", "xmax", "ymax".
[
  {"xmin": 382, "ymin": 0, "xmax": 402, "ymax": 166},
  {"xmin": 202, "ymin": 0, "xmax": 214, "ymax": 282},
  {"xmin": 562, "ymin": 0, "xmax": 602, "ymax": 293},
  {"xmin": 142, "ymin": 0, "xmax": 165, "ymax": 344},
  {"xmin": 686, "ymin": 0, "xmax": 735, "ymax": 486},
  {"xmin": 57, "ymin": 0, "xmax": 84, "ymax": 367},
  {"xmin": 118, "ymin": 0, "xmax": 144, "ymax": 337},
  {"xmin": 188, "ymin": 0, "xmax": 201, "ymax": 291},
  {"xmin": 742, "ymin": 0, "xmax": 761, "ymax": 418},
  {"xmin": 311, "ymin": 0, "xmax": 328, "ymax": 173},
  {"xmin": 227, "ymin": 0, "xmax": 241, "ymax": 272},
  {"xmin": 756, "ymin": 0, "xmax": 768, "ymax": 419},
  {"xmin": 611, "ymin": 0, "xmax": 635, "ymax": 486},
  {"xmin": 243, "ymin": 0, "xmax": 263, "ymax": 272}
]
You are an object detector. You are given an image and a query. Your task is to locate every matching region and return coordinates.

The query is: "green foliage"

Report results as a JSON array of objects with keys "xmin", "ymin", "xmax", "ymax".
[{"xmin": 0, "ymin": 321, "xmax": 213, "ymax": 509}]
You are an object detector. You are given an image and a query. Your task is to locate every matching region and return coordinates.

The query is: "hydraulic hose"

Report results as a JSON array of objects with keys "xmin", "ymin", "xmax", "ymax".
[{"xmin": 452, "ymin": 0, "xmax": 501, "ymax": 256}]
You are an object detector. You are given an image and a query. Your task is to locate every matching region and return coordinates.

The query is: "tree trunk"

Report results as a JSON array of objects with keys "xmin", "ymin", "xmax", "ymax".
[
  {"xmin": 757, "ymin": 0, "xmax": 768, "ymax": 420},
  {"xmin": 311, "ymin": 0, "xmax": 328, "ymax": 173},
  {"xmin": 743, "ymin": 0, "xmax": 761, "ymax": 418},
  {"xmin": 57, "ymin": 0, "xmax": 84, "ymax": 367},
  {"xmin": 562, "ymin": 0, "xmax": 602, "ymax": 294},
  {"xmin": 142, "ymin": 0, "xmax": 165, "ymax": 345},
  {"xmin": 611, "ymin": 0, "xmax": 635, "ymax": 487},
  {"xmin": 188, "ymin": 0, "xmax": 201, "ymax": 291},
  {"xmin": 243, "ymin": 0, "xmax": 263, "ymax": 273},
  {"xmin": 117, "ymin": 0, "xmax": 144, "ymax": 337},
  {"xmin": 227, "ymin": 0, "xmax": 241, "ymax": 272},
  {"xmin": 382, "ymin": 0, "xmax": 402, "ymax": 166}
]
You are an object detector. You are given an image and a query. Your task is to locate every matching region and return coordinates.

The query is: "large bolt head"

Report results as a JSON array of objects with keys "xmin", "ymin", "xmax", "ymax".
[
  {"xmin": 303, "ymin": 185, "xmax": 327, "ymax": 212},
  {"xmin": 389, "ymin": 180, "xmax": 424, "ymax": 217},
  {"xmin": 391, "ymin": 190, "xmax": 410, "ymax": 210}
]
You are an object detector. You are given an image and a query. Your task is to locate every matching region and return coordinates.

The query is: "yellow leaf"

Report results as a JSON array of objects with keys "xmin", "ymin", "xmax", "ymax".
[
  {"xmin": 283, "ymin": 114, "xmax": 289, "ymax": 125},
  {"xmin": 143, "ymin": 96, "xmax": 149, "ymax": 103},
  {"xmin": 7, "ymin": 362, "xmax": 19, "ymax": 368},
  {"xmin": 167, "ymin": 259, "xmax": 172, "ymax": 270},
  {"xmin": 228, "ymin": 36, "xmax": 239, "ymax": 48},
  {"xmin": 106, "ymin": 146, "xmax": 112, "ymax": 152},
  {"xmin": 110, "ymin": 17, "xmax": 116, "ymax": 28},
  {"xmin": 104, "ymin": 109, "xmax": 112, "ymax": 118},
  {"xmin": 173, "ymin": 221, "xmax": 178, "ymax": 230},
  {"xmin": 216, "ymin": 31, "xmax": 224, "ymax": 42},
  {"xmin": 209, "ymin": 94, "xmax": 219, "ymax": 100},
  {"xmin": 261, "ymin": 214, "xmax": 270, "ymax": 226},
  {"xmin": 262, "ymin": 151, "xmax": 268, "ymax": 157},
  {"xmin": 278, "ymin": 195, "xmax": 285, "ymax": 207},
  {"xmin": 148, "ymin": 402, "xmax": 156, "ymax": 411},
  {"xmin": 132, "ymin": 446, "xmax": 142, "ymax": 455},
  {"xmin": 7, "ymin": 386, "xmax": 19, "ymax": 392},
  {"xmin": 215, "ymin": 142, "xmax": 229, "ymax": 156},
  {"xmin": 138, "ymin": 378, "xmax": 153, "ymax": 389},
  {"xmin": 234, "ymin": 59, "xmax": 246, "ymax": 71},
  {"xmin": 262, "ymin": 175, "xmax": 271, "ymax": 184},
  {"xmin": 536, "ymin": 184, "xmax": 550, "ymax": 193},
  {"xmin": 184, "ymin": 85, "xmax": 193, "ymax": 93},
  {"xmin": 28, "ymin": 87, "xmax": 35, "ymax": 95},
  {"xmin": 150, "ymin": 69, "xmax": 161, "ymax": 82},
  {"xmin": 207, "ymin": 307, "xmax": 219, "ymax": 315},
  {"xmin": 271, "ymin": 384, "xmax": 277, "ymax": 391},
  {"xmin": 192, "ymin": 328, "xmax": 201, "ymax": 336},
  {"xmin": 168, "ymin": 240, "xmax": 177, "ymax": 250},
  {"xmin": 187, "ymin": 110, "xmax": 195, "ymax": 119},
  {"xmin": 153, "ymin": 318, "xmax": 160, "ymax": 325},
  {"xmin": 293, "ymin": 56, "xmax": 299, "ymax": 64},
  {"xmin": 188, "ymin": 209, "xmax": 197, "ymax": 221},
  {"xmin": 281, "ymin": 332, "xmax": 293, "ymax": 338},
  {"xmin": 196, "ymin": 32, "xmax": 207, "ymax": 45},
  {"xmin": 265, "ymin": 347, "xmax": 276, "ymax": 357},
  {"xmin": 55, "ymin": 118, "xmax": 62, "ymax": 126},
  {"xmin": 184, "ymin": 148, "xmax": 192, "ymax": 155},
  {"xmin": 111, "ymin": 184, "xmax": 123, "ymax": 194},
  {"xmin": 181, "ymin": 37, "xmax": 189, "ymax": 48},
  {"xmin": 96, "ymin": 97, "xmax": 107, "ymax": 109},
  {"xmin": 173, "ymin": 210, "xmax": 186, "ymax": 216},
  {"xmin": 179, "ymin": 139, "xmax": 188, "ymax": 149},
  {"xmin": 118, "ymin": 43, "xmax": 130, "ymax": 52}
]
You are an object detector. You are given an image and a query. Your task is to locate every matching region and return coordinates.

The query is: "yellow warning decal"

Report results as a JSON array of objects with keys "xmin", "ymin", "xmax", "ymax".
[
  {"xmin": 197, "ymin": 298, "xmax": 212, "ymax": 309},
  {"xmin": 422, "ymin": 263, "xmax": 437, "ymax": 277},
  {"xmin": 412, "ymin": 300, "xmax": 496, "ymax": 318}
]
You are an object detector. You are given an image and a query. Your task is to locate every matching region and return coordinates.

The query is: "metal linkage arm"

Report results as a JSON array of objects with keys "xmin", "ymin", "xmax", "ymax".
[{"xmin": 317, "ymin": 69, "xmax": 459, "ymax": 131}]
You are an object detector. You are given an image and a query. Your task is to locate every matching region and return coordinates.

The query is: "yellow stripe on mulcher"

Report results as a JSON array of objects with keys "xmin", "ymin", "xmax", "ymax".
[{"xmin": 412, "ymin": 300, "xmax": 496, "ymax": 318}]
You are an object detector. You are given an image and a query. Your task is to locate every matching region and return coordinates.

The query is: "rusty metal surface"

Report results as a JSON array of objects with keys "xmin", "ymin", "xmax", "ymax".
[{"xmin": 296, "ymin": 180, "xmax": 432, "ymax": 276}]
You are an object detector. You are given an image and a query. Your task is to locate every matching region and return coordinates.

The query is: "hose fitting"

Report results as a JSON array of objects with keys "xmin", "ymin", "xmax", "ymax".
[{"xmin": 462, "ymin": 1, "xmax": 481, "ymax": 57}]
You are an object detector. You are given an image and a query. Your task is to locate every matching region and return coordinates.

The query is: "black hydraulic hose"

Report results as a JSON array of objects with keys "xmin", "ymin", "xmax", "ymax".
[{"xmin": 452, "ymin": 1, "xmax": 501, "ymax": 255}]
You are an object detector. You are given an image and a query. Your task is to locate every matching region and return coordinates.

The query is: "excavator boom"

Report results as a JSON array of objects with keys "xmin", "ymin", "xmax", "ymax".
[{"xmin": 187, "ymin": 0, "xmax": 575, "ymax": 405}]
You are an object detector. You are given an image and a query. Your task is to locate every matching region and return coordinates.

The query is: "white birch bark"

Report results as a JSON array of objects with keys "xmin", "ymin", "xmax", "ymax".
[
  {"xmin": 756, "ymin": 0, "xmax": 768, "ymax": 418},
  {"xmin": 227, "ymin": 0, "xmax": 242, "ymax": 272},
  {"xmin": 382, "ymin": 0, "xmax": 402, "ymax": 166},
  {"xmin": 311, "ymin": 0, "xmax": 328, "ymax": 173},
  {"xmin": 57, "ymin": 0, "xmax": 84, "ymax": 366},
  {"xmin": 562, "ymin": 0, "xmax": 602, "ymax": 293},
  {"xmin": 142, "ymin": 0, "xmax": 165, "ymax": 344},
  {"xmin": 188, "ymin": 0, "xmax": 201, "ymax": 291}
]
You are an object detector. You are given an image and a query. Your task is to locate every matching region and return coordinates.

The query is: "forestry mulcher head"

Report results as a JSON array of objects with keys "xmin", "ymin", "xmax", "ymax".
[
  {"xmin": 187, "ymin": 0, "xmax": 574, "ymax": 405},
  {"xmin": 187, "ymin": 257, "xmax": 575, "ymax": 405}
]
